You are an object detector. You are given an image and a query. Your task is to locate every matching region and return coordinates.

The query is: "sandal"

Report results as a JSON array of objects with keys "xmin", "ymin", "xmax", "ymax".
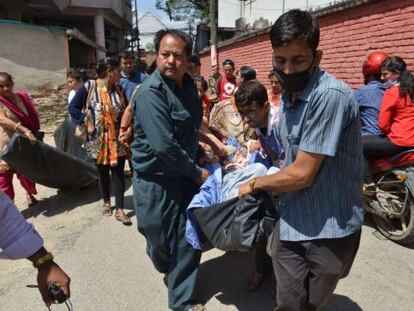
[
  {"xmin": 27, "ymin": 195, "xmax": 39, "ymax": 207},
  {"xmin": 187, "ymin": 305, "xmax": 206, "ymax": 311},
  {"xmin": 102, "ymin": 202, "xmax": 112, "ymax": 216},
  {"xmin": 115, "ymin": 209, "xmax": 132, "ymax": 226}
]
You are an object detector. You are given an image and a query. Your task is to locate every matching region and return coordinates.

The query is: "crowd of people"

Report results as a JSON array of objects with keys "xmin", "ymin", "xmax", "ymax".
[{"xmin": 1, "ymin": 7, "xmax": 414, "ymax": 311}]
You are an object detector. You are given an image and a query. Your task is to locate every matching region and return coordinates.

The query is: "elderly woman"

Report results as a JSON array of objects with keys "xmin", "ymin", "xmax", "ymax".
[
  {"xmin": 0, "ymin": 72, "xmax": 39, "ymax": 205},
  {"xmin": 69, "ymin": 58, "xmax": 131, "ymax": 226}
]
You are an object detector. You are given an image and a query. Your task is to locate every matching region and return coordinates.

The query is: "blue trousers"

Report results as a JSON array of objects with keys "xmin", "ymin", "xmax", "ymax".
[{"xmin": 133, "ymin": 174, "xmax": 201, "ymax": 311}]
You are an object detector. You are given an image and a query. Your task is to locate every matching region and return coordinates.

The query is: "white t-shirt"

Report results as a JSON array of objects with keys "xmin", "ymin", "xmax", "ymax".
[{"xmin": 68, "ymin": 89, "xmax": 76, "ymax": 105}]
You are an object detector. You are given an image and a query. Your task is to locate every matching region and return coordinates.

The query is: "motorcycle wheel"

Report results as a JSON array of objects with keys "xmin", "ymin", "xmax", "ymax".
[{"xmin": 373, "ymin": 185, "xmax": 414, "ymax": 245}]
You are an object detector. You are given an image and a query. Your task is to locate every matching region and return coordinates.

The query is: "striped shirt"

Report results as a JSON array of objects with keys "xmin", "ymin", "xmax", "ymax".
[{"xmin": 278, "ymin": 68, "xmax": 364, "ymax": 241}]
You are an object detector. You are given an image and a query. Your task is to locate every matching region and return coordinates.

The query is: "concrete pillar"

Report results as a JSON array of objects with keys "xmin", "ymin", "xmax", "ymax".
[{"xmin": 94, "ymin": 10, "xmax": 106, "ymax": 61}]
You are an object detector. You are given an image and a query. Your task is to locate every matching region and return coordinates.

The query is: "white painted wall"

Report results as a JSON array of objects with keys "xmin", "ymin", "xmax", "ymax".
[{"xmin": 218, "ymin": 0, "xmax": 345, "ymax": 28}]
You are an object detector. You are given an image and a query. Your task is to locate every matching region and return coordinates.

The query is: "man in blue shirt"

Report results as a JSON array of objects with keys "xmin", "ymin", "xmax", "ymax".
[
  {"xmin": 118, "ymin": 51, "xmax": 147, "ymax": 102},
  {"xmin": 354, "ymin": 51, "xmax": 389, "ymax": 136},
  {"xmin": 118, "ymin": 51, "xmax": 147, "ymax": 176},
  {"xmin": 239, "ymin": 10, "xmax": 363, "ymax": 310}
]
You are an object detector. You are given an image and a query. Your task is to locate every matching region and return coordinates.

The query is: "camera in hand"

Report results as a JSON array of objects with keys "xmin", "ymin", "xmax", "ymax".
[{"xmin": 48, "ymin": 282, "xmax": 68, "ymax": 303}]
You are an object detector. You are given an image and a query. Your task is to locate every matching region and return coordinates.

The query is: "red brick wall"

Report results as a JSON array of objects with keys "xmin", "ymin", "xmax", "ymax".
[
  {"xmin": 200, "ymin": 0, "xmax": 414, "ymax": 90},
  {"xmin": 200, "ymin": 33, "xmax": 273, "ymax": 89}
]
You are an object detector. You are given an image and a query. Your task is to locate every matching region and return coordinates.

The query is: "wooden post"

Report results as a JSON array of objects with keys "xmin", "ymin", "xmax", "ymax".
[{"xmin": 210, "ymin": 0, "xmax": 217, "ymax": 67}]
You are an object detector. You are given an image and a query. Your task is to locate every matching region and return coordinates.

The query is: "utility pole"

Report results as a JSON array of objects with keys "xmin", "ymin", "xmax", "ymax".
[
  {"xmin": 209, "ymin": 0, "xmax": 217, "ymax": 67},
  {"xmin": 135, "ymin": 0, "xmax": 140, "ymax": 66},
  {"xmin": 282, "ymin": 0, "xmax": 285, "ymax": 13}
]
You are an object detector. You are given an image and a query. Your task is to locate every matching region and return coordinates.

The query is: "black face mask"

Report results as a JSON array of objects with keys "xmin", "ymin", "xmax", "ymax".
[{"xmin": 274, "ymin": 59, "xmax": 315, "ymax": 94}]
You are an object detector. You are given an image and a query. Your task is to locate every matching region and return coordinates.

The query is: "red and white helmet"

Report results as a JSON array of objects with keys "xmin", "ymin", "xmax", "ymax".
[{"xmin": 362, "ymin": 52, "xmax": 389, "ymax": 76}]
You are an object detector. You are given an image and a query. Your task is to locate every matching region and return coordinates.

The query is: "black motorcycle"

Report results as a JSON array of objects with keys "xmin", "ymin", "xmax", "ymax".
[{"xmin": 364, "ymin": 149, "xmax": 414, "ymax": 244}]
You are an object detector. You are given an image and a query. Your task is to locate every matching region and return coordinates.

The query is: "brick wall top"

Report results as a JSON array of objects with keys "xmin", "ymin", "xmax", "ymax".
[
  {"xmin": 200, "ymin": 0, "xmax": 414, "ymax": 90},
  {"xmin": 199, "ymin": 0, "xmax": 380, "ymax": 55}
]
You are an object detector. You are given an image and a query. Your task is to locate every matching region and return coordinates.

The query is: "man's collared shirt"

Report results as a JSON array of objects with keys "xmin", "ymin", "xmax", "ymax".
[
  {"xmin": 354, "ymin": 80, "xmax": 389, "ymax": 136},
  {"xmin": 278, "ymin": 68, "xmax": 364, "ymax": 242},
  {"xmin": 131, "ymin": 69, "xmax": 203, "ymax": 181},
  {"xmin": 255, "ymin": 105, "xmax": 284, "ymax": 167},
  {"xmin": 119, "ymin": 70, "xmax": 147, "ymax": 102}
]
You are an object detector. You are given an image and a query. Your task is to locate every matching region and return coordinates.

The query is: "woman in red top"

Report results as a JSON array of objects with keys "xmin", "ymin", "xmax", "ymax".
[
  {"xmin": 378, "ymin": 71, "xmax": 414, "ymax": 146},
  {"xmin": 363, "ymin": 70, "xmax": 414, "ymax": 180}
]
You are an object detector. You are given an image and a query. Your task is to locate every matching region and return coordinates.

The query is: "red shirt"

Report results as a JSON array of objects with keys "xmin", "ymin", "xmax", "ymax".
[
  {"xmin": 200, "ymin": 95, "xmax": 211, "ymax": 126},
  {"xmin": 378, "ymin": 86, "xmax": 414, "ymax": 147},
  {"xmin": 217, "ymin": 76, "xmax": 237, "ymax": 101}
]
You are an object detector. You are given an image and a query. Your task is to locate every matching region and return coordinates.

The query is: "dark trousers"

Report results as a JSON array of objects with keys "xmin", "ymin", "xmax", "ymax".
[
  {"xmin": 255, "ymin": 236, "xmax": 273, "ymax": 274},
  {"xmin": 96, "ymin": 157, "xmax": 126, "ymax": 209},
  {"xmin": 133, "ymin": 174, "xmax": 201, "ymax": 311},
  {"xmin": 362, "ymin": 135, "xmax": 410, "ymax": 179},
  {"xmin": 128, "ymin": 159, "xmax": 133, "ymax": 174},
  {"xmin": 269, "ymin": 227, "xmax": 361, "ymax": 311}
]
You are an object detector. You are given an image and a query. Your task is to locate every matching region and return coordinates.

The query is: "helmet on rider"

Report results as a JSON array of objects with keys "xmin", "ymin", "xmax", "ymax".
[{"xmin": 362, "ymin": 51, "xmax": 389, "ymax": 77}]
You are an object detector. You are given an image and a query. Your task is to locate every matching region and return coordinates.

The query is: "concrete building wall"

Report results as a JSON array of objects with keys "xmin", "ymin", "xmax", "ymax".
[
  {"xmin": 202, "ymin": 0, "xmax": 414, "ymax": 90},
  {"xmin": 69, "ymin": 0, "xmax": 131, "ymax": 23},
  {"xmin": 0, "ymin": 22, "xmax": 68, "ymax": 92}
]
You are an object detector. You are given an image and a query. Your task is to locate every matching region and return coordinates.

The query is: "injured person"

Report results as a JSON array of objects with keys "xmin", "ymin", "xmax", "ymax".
[{"xmin": 186, "ymin": 79, "xmax": 284, "ymax": 298}]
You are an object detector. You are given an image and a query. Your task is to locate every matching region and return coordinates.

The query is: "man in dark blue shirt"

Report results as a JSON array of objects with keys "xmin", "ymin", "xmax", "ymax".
[
  {"xmin": 131, "ymin": 30, "xmax": 209, "ymax": 311},
  {"xmin": 118, "ymin": 51, "xmax": 147, "ymax": 102},
  {"xmin": 354, "ymin": 51, "xmax": 389, "ymax": 136}
]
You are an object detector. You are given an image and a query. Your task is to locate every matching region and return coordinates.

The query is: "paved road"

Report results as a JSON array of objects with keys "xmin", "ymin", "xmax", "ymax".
[{"xmin": 1, "ymin": 183, "xmax": 414, "ymax": 311}]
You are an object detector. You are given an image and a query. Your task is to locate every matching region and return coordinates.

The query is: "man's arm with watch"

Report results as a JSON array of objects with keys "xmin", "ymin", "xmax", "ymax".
[
  {"xmin": 239, "ymin": 150, "xmax": 325, "ymax": 197},
  {"xmin": 0, "ymin": 191, "xmax": 70, "ymax": 306}
]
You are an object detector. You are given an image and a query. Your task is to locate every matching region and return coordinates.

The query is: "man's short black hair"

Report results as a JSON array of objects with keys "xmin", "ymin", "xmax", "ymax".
[
  {"xmin": 190, "ymin": 54, "xmax": 201, "ymax": 66},
  {"xmin": 268, "ymin": 69, "xmax": 277, "ymax": 79},
  {"xmin": 119, "ymin": 51, "xmax": 133, "ymax": 60},
  {"xmin": 222, "ymin": 59, "xmax": 235, "ymax": 68},
  {"xmin": 154, "ymin": 29, "xmax": 193, "ymax": 56},
  {"xmin": 238, "ymin": 66, "xmax": 256, "ymax": 81},
  {"xmin": 234, "ymin": 80, "xmax": 268, "ymax": 108},
  {"xmin": 270, "ymin": 9, "xmax": 320, "ymax": 52},
  {"xmin": 194, "ymin": 76, "xmax": 208, "ymax": 92}
]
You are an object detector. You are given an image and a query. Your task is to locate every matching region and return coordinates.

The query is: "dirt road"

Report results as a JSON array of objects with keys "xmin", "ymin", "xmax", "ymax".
[{"xmin": 1, "ymin": 136, "xmax": 413, "ymax": 310}]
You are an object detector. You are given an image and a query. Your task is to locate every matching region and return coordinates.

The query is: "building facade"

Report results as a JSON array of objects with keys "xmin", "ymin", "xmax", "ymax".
[
  {"xmin": 0, "ymin": 0, "xmax": 132, "ymax": 90},
  {"xmin": 202, "ymin": 0, "xmax": 413, "ymax": 90}
]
